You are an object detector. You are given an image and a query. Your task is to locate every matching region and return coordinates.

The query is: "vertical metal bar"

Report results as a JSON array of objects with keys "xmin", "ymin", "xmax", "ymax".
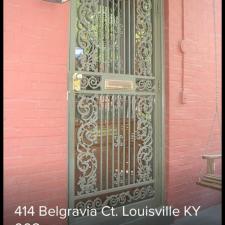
[
  {"xmin": 72, "ymin": 96, "xmax": 76, "ymax": 195},
  {"xmin": 128, "ymin": 95, "xmax": 131, "ymax": 184},
  {"xmin": 123, "ymin": 95, "xmax": 126, "ymax": 185},
  {"xmin": 100, "ymin": 95, "xmax": 103, "ymax": 190},
  {"xmin": 133, "ymin": 95, "xmax": 136, "ymax": 183},
  {"xmin": 112, "ymin": 0, "xmax": 115, "ymax": 73},
  {"xmin": 97, "ymin": 2, "xmax": 99, "ymax": 72},
  {"xmin": 133, "ymin": 0, "xmax": 136, "ymax": 75},
  {"xmin": 107, "ymin": 0, "xmax": 110, "ymax": 72},
  {"xmin": 123, "ymin": 0, "xmax": 126, "ymax": 74},
  {"xmin": 69, "ymin": 3, "xmax": 77, "ymax": 210},
  {"xmin": 105, "ymin": 1, "xmax": 107, "ymax": 72},
  {"xmin": 118, "ymin": 0, "xmax": 121, "ymax": 74},
  {"xmin": 117, "ymin": 95, "xmax": 120, "ymax": 186},
  {"xmin": 106, "ymin": 95, "xmax": 109, "ymax": 189},
  {"xmin": 112, "ymin": 95, "xmax": 115, "ymax": 187},
  {"xmin": 103, "ymin": 6, "xmax": 106, "ymax": 72},
  {"xmin": 128, "ymin": 0, "xmax": 131, "ymax": 74},
  {"xmin": 96, "ymin": 95, "xmax": 101, "ymax": 190},
  {"xmin": 101, "ymin": 0, "xmax": 104, "ymax": 72}
]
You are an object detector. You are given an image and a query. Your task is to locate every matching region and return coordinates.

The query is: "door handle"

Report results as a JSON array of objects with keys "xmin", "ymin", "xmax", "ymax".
[{"xmin": 73, "ymin": 73, "xmax": 82, "ymax": 91}]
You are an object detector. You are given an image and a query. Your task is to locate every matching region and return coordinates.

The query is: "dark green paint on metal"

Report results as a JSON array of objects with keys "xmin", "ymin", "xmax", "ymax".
[{"xmin": 67, "ymin": 0, "xmax": 165, "ymax": 224}]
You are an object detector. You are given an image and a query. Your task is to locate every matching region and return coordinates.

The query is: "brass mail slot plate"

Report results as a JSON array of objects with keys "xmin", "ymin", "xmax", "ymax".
[{"xmin": 104, "ymin": 79, "xmax": 134, "ymax": 91}]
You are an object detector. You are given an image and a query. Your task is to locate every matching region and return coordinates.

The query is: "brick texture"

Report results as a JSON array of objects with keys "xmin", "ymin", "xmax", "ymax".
[
  {"xmin": 4, "ymin": 1, "xmax": 69, "ymax": 225},
  {"xmin": 164, "ymin": 0, "xmax": 221, "ymax": 211}
]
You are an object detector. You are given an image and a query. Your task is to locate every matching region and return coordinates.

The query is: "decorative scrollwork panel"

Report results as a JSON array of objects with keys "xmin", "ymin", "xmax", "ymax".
[
  {"xmin": 136, "ymin": 96, "xmax": 154, "ymax": 182},
  {"xmin": 75, "ymin": 184, "xmax": 155, "ymax": 211},
  {"xmin": 75, "ymin": 95, "xmax": 98, "ymax": 195},
  {"xmin": 81, "ymin": 75, "xmax": 101, "ymax": 90},
  {"xmin": 135, "ymin": 0, "xmax": 153, "ymax": 76},
  {"xmin": 74, "ymin": 0, "xmax": 153, "ymax": 76},
  {"xmin": 74, "ymin": 94, "xmax": 155, "ymax": 209},
  {"xmin": 136, "ymin": 78, "xmax": 155, "ymax": 92}
]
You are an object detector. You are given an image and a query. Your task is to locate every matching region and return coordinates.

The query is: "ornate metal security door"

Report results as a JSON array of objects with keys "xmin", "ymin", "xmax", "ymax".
[{"xmin": 68, "ymin": 0, "xmax": 164, "ymax": 224}]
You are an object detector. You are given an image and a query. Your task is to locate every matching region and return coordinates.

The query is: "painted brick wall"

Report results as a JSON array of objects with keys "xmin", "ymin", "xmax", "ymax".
[
  {"xmin": 164, "ymin": 0, "xmax": 221, "ymax": 211},
  {"xmin": 4, "ymin": 1, "xmax": 69, "ymax": 224}
]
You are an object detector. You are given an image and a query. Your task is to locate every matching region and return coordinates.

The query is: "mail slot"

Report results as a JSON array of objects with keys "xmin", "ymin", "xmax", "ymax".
[{"xmin": 104, "ymin": 79, "xmax": 134, "ymax": 91}]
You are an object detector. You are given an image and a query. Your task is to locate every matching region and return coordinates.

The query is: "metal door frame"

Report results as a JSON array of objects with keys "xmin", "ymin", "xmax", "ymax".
[{"xmin": 67, "ymin": 0, "xmax": 165, "ymax": 224}]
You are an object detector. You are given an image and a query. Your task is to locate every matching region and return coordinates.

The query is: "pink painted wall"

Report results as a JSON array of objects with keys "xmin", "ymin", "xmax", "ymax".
[
  {"xmin": 4, "ymin": 0, "xmax": 221, "ymax": 224},
  {"xmin": 4, "ymin": 1, "xmax": 69, "ymax": 224},
  {"xmin": 164, "ymin": 0, "xmax": 221, "ymax": 211}
]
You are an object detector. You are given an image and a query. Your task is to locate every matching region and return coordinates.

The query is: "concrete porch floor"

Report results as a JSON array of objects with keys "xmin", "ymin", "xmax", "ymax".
[{"xmin": 171, "ymin": 204, "xmax": 221, "ymax": 225}]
